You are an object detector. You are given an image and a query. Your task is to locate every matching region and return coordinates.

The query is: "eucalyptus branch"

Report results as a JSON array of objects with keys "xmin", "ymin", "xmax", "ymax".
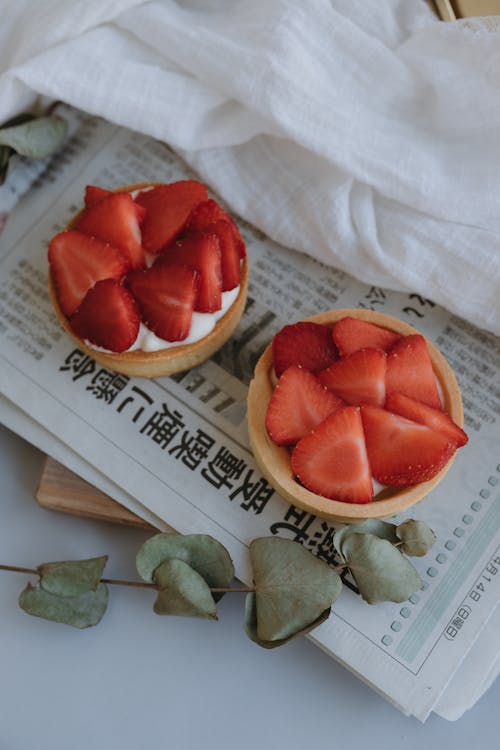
[
  {"xmin": 0, "ymin": 565, "xmax": 253, "ymax": 594},
  {"xmin": 8, "ymin": 520, "xmax": 435, "ymax": 640}
]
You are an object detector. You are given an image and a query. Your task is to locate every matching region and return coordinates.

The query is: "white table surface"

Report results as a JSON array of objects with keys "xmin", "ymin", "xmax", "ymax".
[{"xmin": 0, "ymin": 422, "xmax": 498, "ymax": 748}]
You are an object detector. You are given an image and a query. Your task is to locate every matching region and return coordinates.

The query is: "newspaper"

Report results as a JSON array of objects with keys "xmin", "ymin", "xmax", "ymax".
[{"xmin": 1, "ymin": 105, "xmax": 500, "ymax": 721}]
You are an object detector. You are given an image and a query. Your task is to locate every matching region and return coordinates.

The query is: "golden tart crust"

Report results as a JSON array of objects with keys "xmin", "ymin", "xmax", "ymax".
[
  {"xmin": 48, "ymin": 183, "xmax": 248, "ymax": 378},
  {"xmin": 247, "ymin": 309, "xmax": 464, "ymax": 523}
]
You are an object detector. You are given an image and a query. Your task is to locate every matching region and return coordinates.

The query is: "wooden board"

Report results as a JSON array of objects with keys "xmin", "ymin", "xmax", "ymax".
[{"xmin": 36, "ymin": 457, "xmax": 166, "ymax": 531}]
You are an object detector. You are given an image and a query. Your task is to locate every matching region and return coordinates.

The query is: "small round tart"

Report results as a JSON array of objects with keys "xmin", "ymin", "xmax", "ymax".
[
  {"xmin": 48, "ymin": 183, "xmax": 248, "ymax": 378},
  {"xmin": 247, "ymin": 309, "xmax": 464, "ymax": 523}
]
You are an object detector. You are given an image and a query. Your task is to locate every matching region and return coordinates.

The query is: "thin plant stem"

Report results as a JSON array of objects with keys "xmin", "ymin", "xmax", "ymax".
[{"xmin": 0, "ymin": 565, "xmax": 254, "ymax": 594}]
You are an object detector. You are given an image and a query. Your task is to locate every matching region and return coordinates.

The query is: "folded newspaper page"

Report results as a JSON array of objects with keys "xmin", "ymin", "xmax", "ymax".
[{"xmin": 1, "ymin": 106, "xmax": 500, "ymax": 720}]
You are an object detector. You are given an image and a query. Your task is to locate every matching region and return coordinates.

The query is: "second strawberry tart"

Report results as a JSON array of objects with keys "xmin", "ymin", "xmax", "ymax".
[{"xmin": 247, "ymin": 309, "xmax": 467, "ymax": 523}]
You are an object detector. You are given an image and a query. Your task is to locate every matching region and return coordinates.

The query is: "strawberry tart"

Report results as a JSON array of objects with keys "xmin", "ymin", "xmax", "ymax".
[
  {"xmin": 48, "ymin": 181, "xmax": 248, "ymax": 378},
  {"xmin": 247, "ymin": 309, "xmax": 467, "ymax": 523}
]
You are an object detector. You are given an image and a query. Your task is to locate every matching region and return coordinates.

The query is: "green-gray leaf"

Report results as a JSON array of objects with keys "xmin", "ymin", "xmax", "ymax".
[
  {"xmin": 19, "ymin": 582, "xmax": 108, "ymax": 628},
  {"xmin": 0, "ymin": 115, "xmax": 67, "ymax": 159},
  {"xmin": 334, "ymin": 520, "xmax": 398, "ymax": 560},
  {"xmin": 396, "ymin": 520, "xmax": 436, "ymax": 557},
  {"xmin": 250, "ymin": 537, "xmax": 341, "ymax": 642},
  {"xmin": 38, "ymin": 556, "xmax": 108, "ymax": 597},
  {"xmin": 342, "ymin": 533, "xmax": 421, "ymax": 604},
  {"xmin": 244, "ymin": 592, "xmax": 331, "ymax": 649},
  {"xmin": 136, "ymin": 534, "xmax": 234, "ymax": 601},
  {"xmin": 153, "ymin": 559, "xmax": 217, "ymax": 620}
]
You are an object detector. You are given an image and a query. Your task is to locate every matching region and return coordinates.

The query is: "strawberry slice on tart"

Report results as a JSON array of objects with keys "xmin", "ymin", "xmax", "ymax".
[
  {"xmin": 84, "ymin": 185, "xmax": 113, "ymax": 207},
  {"xmin": 70, "ymin": 279, "xmax": 140, "ymax": 352},
  {"xmin": 360, "ymin": 404, "xmax": 456, "ymax": 486},
  {"xmin": 317, "ymin": 347, "xmax": 387, "ymax": 406},
  {"xmin": 272, "ymin": 321, "xmax": 338, "ymax": 378},
  {"xmin": 155, "ymin": 233, "xmax": 222, "ymax": 313},
  {"xmin": 48, "ymin": 229, "xmax": 130, "ymax": 318},
  {"xmin": 186, "ymin": 198, "xmax": 246, "ymax": 259},
  {"xmin": 265, "ymin": 366, "xmax": 344, "ymax": 445},
  {"xmin": 385, "ymin": 392, "xmax": 468, "ymax": 447},
  {"xmin": 386, "ymin": 334, "xmax": 442, "ymax": 409},
  {"xmin": 291, "ymin": 406, "xmax": 373, "ymax": 503},
  {"xmin": 135, "ymin": 180, "xmax": 208, "ymax": 254},
  {"xmin": 184, "ymin": 219, "xmax": 241, "ymax": 292},
  {"xmin": 333, "ymin": 316, "xmax": 400, "ymax": 357},
  {"xmin": 76, "ymin": 192, "xmax": 146, "ymax": 270},
  {"xmin": 127, "ymin": 264, "xmax": 199, "ymax": 342}
]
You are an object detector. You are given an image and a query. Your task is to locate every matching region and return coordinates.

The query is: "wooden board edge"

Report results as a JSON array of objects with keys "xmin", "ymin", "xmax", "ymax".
[{"xmin": 36, "ymin": 456, "xmax": 162, "ymax": 531}]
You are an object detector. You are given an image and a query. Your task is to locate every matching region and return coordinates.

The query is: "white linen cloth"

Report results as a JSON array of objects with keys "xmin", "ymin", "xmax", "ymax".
[{"xmin": 1, "ymin": 0, "xmax": 500, "ymax": 335}]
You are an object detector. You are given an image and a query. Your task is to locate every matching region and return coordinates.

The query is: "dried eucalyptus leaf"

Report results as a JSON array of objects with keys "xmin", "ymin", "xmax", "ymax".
[
  {"xmin": 38, "ymin": 556, "xmax": 108, "ymax": 597},
  {"xmin": 334, "ymin": 520, "xmax": 398, "ymax": 560},
  {"xmin": 19, "ymin": 582, "xmax": 108, "ymax": 628},
  {"xmin": 244, "ymin": 593, "xmax": 331, "ymax": 649},
  {"xmin": 343, "ymin": 533, "xmax": 421, "ymax": 604},
  {"xmin": 396, "ymin": 519, "xmax": 436, "ymax": 557},
  {"xmin": 153, "ymin": 559, "xmax": 217, "ymax": 620},
  {"xmin": 136, "ymin": 534, "xmax": 234, "ymax": 601},
  {"xmin": 250, "ymin": 537, "xmax": 341, "ymax": 642},
  {"xmin": 0, "ymin": 115, "xmax": 67, "ymax": 159}
]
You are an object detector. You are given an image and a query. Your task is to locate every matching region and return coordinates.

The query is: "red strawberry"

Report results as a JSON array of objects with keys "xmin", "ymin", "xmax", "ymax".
[
  {"xmin": 386, "ymin": 334, "xmax": 441, "ymax": 409},
  {"xmin": 210, "ymin": 221, "xmax": 241, "ymax": 290},
  {"xmin": 291, "ymin": 406, "xmax": 373, "ymax": 503},
  {"xmin": 84, "ymin": 185, "xmax": 113, "ymax": 207},
  {"xmin": 76, "ymin": 192, "xmax": 145, "ymax": 270},
  {"xmin": 135, "ymin": 181, "xmax": 208, "ymax": 254},
  {"xmin": 48, "ymin": 230, "xmax": 130, "ymax": 318},
  {"xmin": 186, "ymin": 198, "xmax": 246, "ymax": 258},
  {"xmin": 272, "ymin": 322, "xmax": 338, "ymax": 378},
  {"xmin": 265, "ymin": 366, "xmax": 344, "ymax": 445},
  {"xmin": 155, "ymin": 233, "xmax": 222, "ymax": 313},
  {"xmin": 70, "ymin": 279, "xmax": 140, "ymax": 352},
  {"xmin": 333, "ymin": 316, "xmax": 400, "ymax": 357},
  {"xmin": 386, "ymin": 392, "xmax": 468, "ymax": 448},
  {"xmin": 317, "ymin": 348, "xmax": 386, "ymax": 406},
  {"xmin": 360, "ymin": 404, "xmax": 456, "ymax": 486},
  {"xmin": 186, "ymin": 219, "xmax": 240, "ymax": 291},
  {"xmin": 127, "ymin": 264, "xmax": 198, "ymax": 341}
]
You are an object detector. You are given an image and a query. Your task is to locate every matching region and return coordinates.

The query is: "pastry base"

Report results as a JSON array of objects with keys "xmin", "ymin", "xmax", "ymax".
[
  {"xmin": 247, "ymin": 309, "xmax": 464, "ymax": 523},
  {"xmin": 48, "ymin": 182, "xmax": 248, "ymax": 378}
]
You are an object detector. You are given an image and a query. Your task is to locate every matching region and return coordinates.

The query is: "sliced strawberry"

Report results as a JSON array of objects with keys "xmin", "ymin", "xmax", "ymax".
[
  {"xmin": 70, "ymin": 279, "xmax": 140, "ymax": 352},
  {"xmin": 272, "ymin": 322, "xmax": 338, "ymax": 377},
  {"xmin": 333, "ymin": 316, "xmax": 400, "ymax": 357},
  {"xmin": 186, "ymin": 198, "xmax": 246, "ymax": 258},
  {"xmin": 155, "ymin": 233, "xmax": 222, "ymax": 313},
  {"xmin": 291, "ymin": 406, "xmax": 373, "ymax": 503},
  {"xmin": 135, "ymin": 181, "xmax": 208, "ymax": 254},
  {"xmin": 386, "ymin": 334, "xmax": 441, "ymax": 409},
  {"xmin": 360, "ymin": 404, "xmax": 456, "ymax": 486},
  {"xmin": 127, "ymin": 264, "xmax": 198, "ymax": 341},
  {"xmin": 211, "ymin": 221, "xmax": 241, "ymax": 290},
  {"xmin": 76, "ymin": 192, "xmax": 145, "ymax": 270},
  {"xmin": 84, "ymin": 185, "xmax": 113, "ymax": 207},
  {"xmin": 48, "ymin": 230, "xmax": 130, "ymax": 318},
  {"xmin": 265, "ymin": 366, "xmax": 344, "ymax": 446},
  {"xmin": 317, "ymin": 348, "xmax": 386, "ymax": 406},
  {"xmin": 386, "ymin": 392, "xmax": 468, "ymax": 448},
  {"xmin": 185, "ymin": 219, "xmax": 240, "ymax": 291}
]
